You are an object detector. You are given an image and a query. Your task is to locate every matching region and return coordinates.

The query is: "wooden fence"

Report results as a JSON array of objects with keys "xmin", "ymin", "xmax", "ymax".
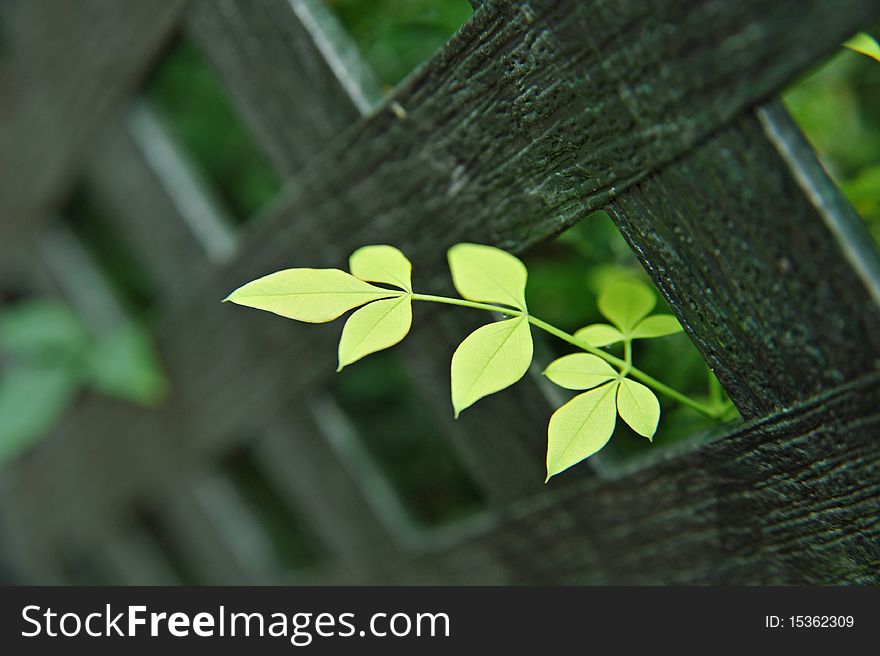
[{"xmin": 1, "ymin": 0, "xmax": 879, "ymax": 584}]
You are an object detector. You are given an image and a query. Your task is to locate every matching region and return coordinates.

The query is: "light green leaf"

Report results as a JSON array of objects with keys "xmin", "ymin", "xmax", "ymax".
[
  {"xmin": 574, "ymin": 323, "xmax": 625, "ymax": 347},
  {"xmin": 544, "ymin": 353, "xmax": 617, "ymax": 390},
  {"xmin": 338, "ymin": 295, "xmax": 412, "ymax": 370},
  {"xmin": 546, "ymin": 382, "xmax": 618, "ymax": 481},
  {"xmin": 450, "ymin": 315, "xmax": 533, "ymax": 417},
  {"xmin": 630, "ymin": 314, "xmax": 683, "ymax": 340},
  {"xmin": 447, "ymin": 243, "xmax": 528, "ymax": 310},
  {"xmin": 225, "ymin": 268, "xmax": 400, "ymax": 323},
  {"xmin": 598, "ymin": 280, "xmax": 656, "ymax": 332},
  {"xmin": 616, "ymin": 378, "xmax": 660, "ymax": 439},
  {"xmin": 844, "ymin": 32, "xmax": 880, "ymax": 62},
  {"xmin": 87, "ymin": 323, "xmax": 168, "ymax": 405},
  {"xmin": 349, "ymin": 245, "xmax": 412, "ymax": 291}
]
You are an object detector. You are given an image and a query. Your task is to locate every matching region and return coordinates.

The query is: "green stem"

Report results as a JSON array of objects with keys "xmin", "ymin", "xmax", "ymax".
[
  {"xmin": 708, "ymin": 369, "xmax": 723, "ymax": 406},
  {"xmin": 411, "ymin": 293, "xmax": 722, "ymax": 419},
  {"xmin": 411, "ymin": 294, "xmax": 520, "ymax": 315}
]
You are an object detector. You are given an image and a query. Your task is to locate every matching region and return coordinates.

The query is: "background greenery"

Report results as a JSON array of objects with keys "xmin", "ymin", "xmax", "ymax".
[{"xmin": 783, "ymin": 29, "xmax": 880, "ymax": 242}]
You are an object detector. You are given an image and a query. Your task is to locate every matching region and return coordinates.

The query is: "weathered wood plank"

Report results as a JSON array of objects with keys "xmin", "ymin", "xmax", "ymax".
[
  {"xmin": 608, "ymin": 105, "xmax": 880, "ymax": 417},
  {"xmin": 250, "ymin": 410, "xmax": 402, "ymax": 565},
  {"xmin": 159, "ymin": 477, "xmax": 277, "ymax": 585},
  {"xmin": 94, "ymin": 528, "xmax": 182, "ymax": 586},
  {"xmin": 85, "ymin": 106, "xmax": 237, "ymax": 304},
  {"xmin": 0, "ymin": 0, "xmax": 186, "ymax": 245},
  {"xmin": 338, "ymin": 372, "xmax": 880, "ymax": 584},
  {"xmin": 186, "ymin": 0, "xmax": 382, "ymax": 176}
]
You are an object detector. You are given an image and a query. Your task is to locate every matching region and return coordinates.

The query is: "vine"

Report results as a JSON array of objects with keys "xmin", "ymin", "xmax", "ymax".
[{"xmin": 225, "ymin": 244, "xmax": 733, "ymax": 481}]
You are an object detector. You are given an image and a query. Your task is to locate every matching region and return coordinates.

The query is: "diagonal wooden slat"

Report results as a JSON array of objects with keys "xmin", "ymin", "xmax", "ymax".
[
  {"xmin": 185, "ymin": 0, "xmax": 383, "ymax": 176},
  {"xmin": 333, "ymin": 372, "xmax": 880, "ymax": 585},
  {"xmin": 85, "ymin": 106, "xmax": 237, "ymax": 305},
  {"xmin": 608, "ymin": 105, "xmax": 880, "ymax": 417},
  {"xmin": 0, "ymin": 0, "xmax": 186, "ymax": 249}
]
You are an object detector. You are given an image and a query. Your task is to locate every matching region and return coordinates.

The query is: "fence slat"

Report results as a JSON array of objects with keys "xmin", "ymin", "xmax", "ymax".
[
  {"xmin": 607, "ymin": 106, "xmax": 880, "ymax": 417},
  {"xmin": 186, "ymin": 0, "xmax": 382, "ymax": 176},
  {"xmin": 86, "ymin": 107, "xmax": 237, "ymax": 304},
  {"xmin": 342, "ymin": 372, "xmax": 880, "ymax": 584},
  {"xmin": 0, "ymin": 0, "xmax": 186, "ymax": 247},
  {"xmin": 250, "ymin": 410, "xmax": 401, "ymax": 565},
  {"xmin": 159, "ymin": 480, "xmax": 276, "ymax": 585},
  {"xmin": 96, "ymin": 529, "xmax": 182, "ymax": 586}
]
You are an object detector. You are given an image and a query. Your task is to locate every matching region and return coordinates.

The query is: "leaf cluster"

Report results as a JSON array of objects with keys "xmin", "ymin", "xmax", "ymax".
[
  {"xmin": 226, "ymin": 243, "xmax": 708, "ymax": 481},
  {"xmin": 0, "ymin": 301, "xmax": 167, "ymax": 464}
]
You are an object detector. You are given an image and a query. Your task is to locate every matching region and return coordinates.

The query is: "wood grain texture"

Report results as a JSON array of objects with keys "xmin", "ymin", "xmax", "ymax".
[
  {"xmin": 608, "ymin": 107, "xmax": 880, "ymax": 417},
  {"xmin": 85, "ymin": 106, "xmax": 237, "ymax": 304},
  {"xmin": 0, "ymin": 0, "xmax": 186, "ymax": 245},
  {"xmin": 340, "ymin": 372, "xmax": 880, "ymax": 584}
]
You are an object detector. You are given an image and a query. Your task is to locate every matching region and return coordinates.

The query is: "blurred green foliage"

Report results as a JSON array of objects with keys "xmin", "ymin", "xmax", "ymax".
[
  {"xmin": 784, "ymin": 28, "xmax": 880, "ymax": 243},
  {"xmin": 325, "ymin": 0, "xmax": 472, "ymax": 88},
  {"xmin": 146, "ymin": 40, "xmax": 281, "ymax": 224},
  {"xmin": 0, "ymin": 300, "xmax": 167, "ymax": 465}
]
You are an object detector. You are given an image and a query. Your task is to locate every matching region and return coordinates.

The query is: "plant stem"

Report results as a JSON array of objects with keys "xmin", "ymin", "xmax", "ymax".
[
  {"xmin": 708, "ymin": 369, "xmax": 723, "ymax": 406},
  {"xmin": 411, "ymin": 293, "xmax": 722, "ymax": 419},
  {"xmin": 411, "ymin": 294, "xmax": 520, "ymax": 315}
]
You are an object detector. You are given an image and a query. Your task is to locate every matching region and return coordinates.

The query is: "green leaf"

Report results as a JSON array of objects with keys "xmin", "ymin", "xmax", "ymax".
[
  {"xmin": 546, "ymin": 382, "xmax": 618, "ymax": 481},
  {"xmin": 337, "ymin": 295, "xmax": 412, "ymax": 370},
  {"xmin": 544, "ymin": 353, "xmax": 617, "ymax": 390},
  {"xmin": 598, "ymin": 280, "xmax": 656, "ymax": 332},
  {"xmin": 349, "ymin": 244, "xmax": 412, "ymax": 291},
  {"xmin": 87, "ymin": 323, "xmax": 168, "ymax": 405},
  {"xmin": 616, "ymin": 378, "xmax": 660, "ymax": 439},
  {"xmin": 450, "ymin": 315, "xmax": 533, "ymax": 417},
  {"xmin": 630, "ymin": 314, "xmax": 683, "ymax": 340},
  {"xmin": 844, "ymin": 32, "xmax": 880, "ymax": 62},
  {"xmin": 447, "ymin": 243, "xmax": 528, "ymax": 310},
  {"xmin": 0, "ymin": 364, "xmax": 80, "ymax": 465},
  {"xmin": 574, "ymin": 323, "xmax": 625, "ymax": 347},
  {"xmin": 225, "ymin": 268, "xmax": 400, "ymax": 323},
  {"xmin": 0, "ymin": 300, "xmax": 90, "ymax": 361}
]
